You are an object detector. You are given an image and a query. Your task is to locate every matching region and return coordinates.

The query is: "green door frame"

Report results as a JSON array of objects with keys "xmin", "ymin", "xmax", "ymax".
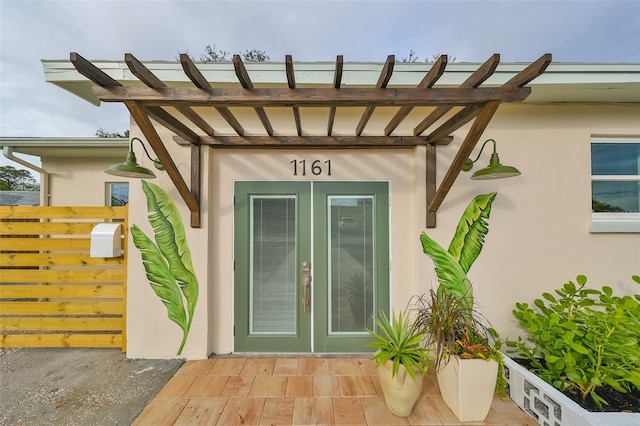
[{"xmin": 234, "ymin": 181, "xmax": 389, "ymax": 353}]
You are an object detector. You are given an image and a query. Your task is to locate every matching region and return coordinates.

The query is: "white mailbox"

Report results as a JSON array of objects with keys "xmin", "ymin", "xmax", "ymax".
[{"xmin": 90, "ymin": 223, "xmax": 122, "ymax": 258}]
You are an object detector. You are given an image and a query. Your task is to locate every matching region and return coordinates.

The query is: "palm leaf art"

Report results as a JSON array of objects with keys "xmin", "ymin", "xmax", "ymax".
[
  {"xmin": 447, "ymin": 192, "xmax": 496, "ymax": 273},
  {"xmin": 131, "ymin": 181, "xmax": 199, "ymax": 355},
  {"xmin": 420, "ymin": 233, "xmax": 471, "ymax": 309},
  {"xmin": 420, "ymin": 192, "xmax": 496, "ymax": 310}
]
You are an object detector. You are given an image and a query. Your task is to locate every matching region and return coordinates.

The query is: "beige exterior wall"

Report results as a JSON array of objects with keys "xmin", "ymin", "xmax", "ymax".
[
  {"xmin": 123, "ymin": 103, "xmax": 640, "ymax": 359},
  {"xmin": 43, "ymin": 156, "xmax": 129, "ymax": 206}
]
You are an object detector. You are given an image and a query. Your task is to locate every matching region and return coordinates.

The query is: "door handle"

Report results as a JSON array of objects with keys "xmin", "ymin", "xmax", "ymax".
[
  {"xmin": 302, "ymin": 275, "xmax": 311, "ymax": 312},
  {"xmin": 302, "ymin": 262, "xmax": 311, "ymax": 312}
]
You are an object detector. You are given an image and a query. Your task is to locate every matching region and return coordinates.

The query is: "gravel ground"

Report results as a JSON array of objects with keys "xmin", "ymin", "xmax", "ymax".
[{"xmin": 0, "ymin": 348, "xmax": 184, "ymax": 426}]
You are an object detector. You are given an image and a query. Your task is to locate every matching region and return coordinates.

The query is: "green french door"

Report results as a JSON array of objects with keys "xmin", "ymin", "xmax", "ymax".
[{"xmin": 234, "ymin": 181, "xmax": 389, "ymax": 352}]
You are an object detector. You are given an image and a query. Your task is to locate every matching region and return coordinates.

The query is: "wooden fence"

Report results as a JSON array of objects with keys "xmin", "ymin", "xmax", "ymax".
[{"xmin": 0, "ymin": 206, "xmax": 127, "ymax": 350}]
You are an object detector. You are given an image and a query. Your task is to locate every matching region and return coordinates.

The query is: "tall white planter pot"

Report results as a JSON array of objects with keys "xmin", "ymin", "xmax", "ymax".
[
  {"xmin": 377, "ymin": 360, "xmax": 424, "ymax": 417},
  {"xmin": 437, "ymin": 355, "xmax": 498, "ymax": 422}
]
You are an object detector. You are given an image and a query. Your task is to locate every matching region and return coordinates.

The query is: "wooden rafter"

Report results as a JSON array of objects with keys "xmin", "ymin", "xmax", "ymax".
[
  {"xmin": 286, "ymin": 55, "xmax": 302, "ymax": 136},
  {"xmin": 70, "ymin": 52, "xmax": 201, "ymax": 226},
  {"xmin": 355, "ymin": 55, "xmax": 394, "ymax": 136},
  {"xmin": 327, "ymin": 55, "xmax": 343, "ymax": 136},
  {"xmin": 70, "ymin": 51, "xmax": 551, "ymax": 228},
  {"xmin": 125, "ymin": 101, "xmax": 201, "ymax": 227},
  {"xmin": 125, "ymin": 53, "xmax": 213, "ymax": 139},
  {"xmin": 180, "ymin": 54, "xmax": 245, "ymax": 136},
  {"xmin": 233, "ymin": 55, "xmax": 273, "ymax": 136},
  {"xmin": 385, "ymin": 54, "xmax": 448, "ymax": 136},
  {"xmin": 414, "ymin": 54, "xmax": 500, "ymax": 136}
]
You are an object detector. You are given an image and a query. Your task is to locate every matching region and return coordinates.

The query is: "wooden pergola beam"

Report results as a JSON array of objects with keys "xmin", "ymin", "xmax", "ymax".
[
  {"xmin": 92, "ymin": 86, "xmax": 531, "ymax": 107},
  {"xmin": 71, "ymin": 52, "xmax": 201, "ymax": 226},
  {"xmin": 504, "ymin": 53, "xmax": 553, "ymax": 88},
  {"xmin": 179, "ymin": 54, "xmax": 245, "ymax": 136},
  {"xmin": 70, "ymin": 52, "xmax": 121, "ymax": 87},
  {"xmin": 385, "ymin": 54, "xmax": 448, "ymax": 136},
  {"xmin": 327, "ymin": 55, "xmax": 343, "ymax": 136},
  {"xmin": 69, "ymin": 51, "xmax": 551, "ymax": 229},
  {"xmin": 426, "ymin": 143, "xmax": 437, "ymax": 228},
  {"xmin": 356, "ymin": 55, "xmax": 394, "ymax": 136},
  {"xmin": 145, "ymin": 106, "xmax": 200, "ymax": 144},
  {"xmin": 233, "ymin": 55, "xmax": 274, "ymax": 136},
  {"xmin": 414, "ymin": 54, "xmax": 500, "ymax": 135},
  {"xmin": 126, "ymin": 101, "xmax": 201, "ymax": 227},
  {"xmin": 175, "ymin": 135, "xmax": 453, "ymax": 148},
  {"xmin": 424, "ymin": 104, "xmax": 484, "ymax": 144},
  {"xmin": 427, "ymin": 100, "xmax": 501, "ymax": 215},
  {"xmin": 125, "ymin": 53, "xmax": 213, "ymax": 139},
  {"xmin": 286, "ymin": 55, "xmax": 302, "ymax": 136}
]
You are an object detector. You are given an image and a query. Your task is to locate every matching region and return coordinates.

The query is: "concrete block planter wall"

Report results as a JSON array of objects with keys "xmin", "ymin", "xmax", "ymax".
[{"xmin": 503, "ymin": 356, "xmax": 640, "ymax": 426}]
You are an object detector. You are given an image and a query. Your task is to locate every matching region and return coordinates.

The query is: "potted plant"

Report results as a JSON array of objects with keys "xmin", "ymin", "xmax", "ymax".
[
  {"xmin": 411, "ymin": 289, "xmax": 506, "ymax": 422},
  {"xmin": 366, "ymin": 310, "xmax": 433, "ymax": 417},
  {"xmin": 413, "ymin": 192, "xmax": 506, "ymax": 422}
]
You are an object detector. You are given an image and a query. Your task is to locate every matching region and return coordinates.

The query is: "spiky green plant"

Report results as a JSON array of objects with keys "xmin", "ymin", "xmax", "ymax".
[
  {"xmin": 367, "ymin": 310, "xmax": 433, "ymax": 381},
  {"xmin": 131, "ymin": 181, "xmax": 199, "ymax": 355}
]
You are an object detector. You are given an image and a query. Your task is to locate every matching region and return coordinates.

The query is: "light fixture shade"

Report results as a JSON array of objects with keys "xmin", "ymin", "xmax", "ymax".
[
  {"xmin": 104, "ymin": 151, "xmax": 156, "ymax": 179},
  {"xmin": 471, "ymin": 152, "xmax": 521, "ymax": 180}
]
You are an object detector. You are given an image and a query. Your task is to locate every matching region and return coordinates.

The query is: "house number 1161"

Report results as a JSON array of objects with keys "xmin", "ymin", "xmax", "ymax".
[{"xmin": 290, "ymin": 159, "xmax": 332, "ymax": 176}]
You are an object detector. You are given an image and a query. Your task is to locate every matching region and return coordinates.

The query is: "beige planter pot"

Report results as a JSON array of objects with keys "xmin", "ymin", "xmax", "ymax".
[
  {"xmin": 377, "ymin": 360, "xmax": 424, "ymax": 417},
  {"xmin": 437, "ymin": 355, "xmax": 498, "ymax": 422}
]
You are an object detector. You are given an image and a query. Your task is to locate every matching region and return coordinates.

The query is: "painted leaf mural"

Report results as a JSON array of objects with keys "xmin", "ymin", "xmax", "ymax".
[
  {"xmin": 419, "ymin": 232, "xmax": 471, "ymax": 308},
  {"xmin": 421, "ymin": 192, "xmax": 496, "ymax": 309},
  {"xmin": 447, "ymin": 192, "xmax": 496, "ymax": 273},
  {"xmin": 132, "ymin": 181, "xmax": 199, "ymax": 355}
]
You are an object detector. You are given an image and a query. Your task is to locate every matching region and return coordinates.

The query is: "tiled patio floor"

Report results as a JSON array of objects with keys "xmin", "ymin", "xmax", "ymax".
[{"xmin": 133, "ymin": 357, "xmax": 536, "ymax": 425}]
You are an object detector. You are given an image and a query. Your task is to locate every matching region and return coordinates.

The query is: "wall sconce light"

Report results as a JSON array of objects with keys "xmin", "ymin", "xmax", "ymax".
[
  {"xmin": 105, "ymin": 137, "xmax": 164, "ymax": 179},
  {"xmin": 462, "ymin": 139, "xmax": 521, "ymax": 180}
]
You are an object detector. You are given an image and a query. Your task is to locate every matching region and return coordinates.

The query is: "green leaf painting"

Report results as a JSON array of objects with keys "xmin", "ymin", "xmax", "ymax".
[
  {"xmin": 419, "ymin": 232, "xmax": 471, "ymax": 308},
  {"xmin": 447, "ymin": 192, "xmax": 496, "ymax": 273},
  {"xmin": 132, "ymin": 181, "xmax": 199, "ymax": 355},
  {"xmin": 421, "ymin": 192, "xmax": 496, "ymax": 309}
]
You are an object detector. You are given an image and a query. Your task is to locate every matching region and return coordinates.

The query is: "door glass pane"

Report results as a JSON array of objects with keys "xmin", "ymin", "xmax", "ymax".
[
  {"xmin": 250, "ymin": 196, "xmax": 297, "ymax": 334},
  {"xmin": 328, "ymin": 195, "xmax": 374, "ymax": 333}
]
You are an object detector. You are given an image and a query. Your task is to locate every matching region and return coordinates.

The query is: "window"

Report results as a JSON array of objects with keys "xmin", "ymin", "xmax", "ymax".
[
  {"xmin": 107, "ymin": 182, "xmax": 129, "ymax": 207},
  {"xmin": 590, "ymin": 137, "xmax": 640, "ymax": 233}
]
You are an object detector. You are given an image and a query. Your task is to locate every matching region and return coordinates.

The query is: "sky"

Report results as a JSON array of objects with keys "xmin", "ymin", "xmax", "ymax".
[{"xmin": 1, "ymin": 0, "xmax": 639, "ymax": 169}]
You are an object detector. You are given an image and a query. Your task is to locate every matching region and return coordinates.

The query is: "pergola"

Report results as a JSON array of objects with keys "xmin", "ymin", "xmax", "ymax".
[{"xmin": 69, "ymin": 52, "xmax": 552, "ymax": 228}]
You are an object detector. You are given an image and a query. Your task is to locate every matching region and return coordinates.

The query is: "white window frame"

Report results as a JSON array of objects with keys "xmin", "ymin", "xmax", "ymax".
[{"xmin": 590, "ymin": 137, "xmax": 640, "ymax": 233}]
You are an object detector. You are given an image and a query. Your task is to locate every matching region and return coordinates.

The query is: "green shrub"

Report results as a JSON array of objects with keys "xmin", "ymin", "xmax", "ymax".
[{"xmin": 507, "ymin": 275, "xmax": 640, "ymax": 410}]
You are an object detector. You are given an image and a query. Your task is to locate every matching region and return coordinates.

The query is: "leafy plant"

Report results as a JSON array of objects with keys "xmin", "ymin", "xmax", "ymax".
[
  {"xmin": 414, "ymin": 192, "xmax": 505, "ymax": 396},
  {"xmin": 507, "ymin": 275, "xmax": 640, "ymax": 410},
  {"xmin": 367, "ymin": 310, "xmax": 433, "ymax": 382},
  {"xmin": 419, "ymin": 192, "xmax": 496, "ymax": 311},
  {"xmin": 131, "ymin": 181, "xmax": 199, "ymax": 355},
  {"xmin": 409, "ymin": 290, "xmax": 506, "ymax": 396}
]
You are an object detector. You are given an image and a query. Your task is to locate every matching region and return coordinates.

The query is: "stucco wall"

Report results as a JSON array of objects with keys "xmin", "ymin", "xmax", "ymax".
[
  {"xmin": 124, "ymin": 128, "xmax": 211, "ymax": 359},
  {"xmin": 43, "ymin": 156, "xmax": 128, "ymax": 206},
  {"xmin": 123, "ymin": 103, "xmax": 640, "ymax": 359},
  {"xmin": 424, "ymin": 104, "xmax": 640, "ymax": 344}
]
